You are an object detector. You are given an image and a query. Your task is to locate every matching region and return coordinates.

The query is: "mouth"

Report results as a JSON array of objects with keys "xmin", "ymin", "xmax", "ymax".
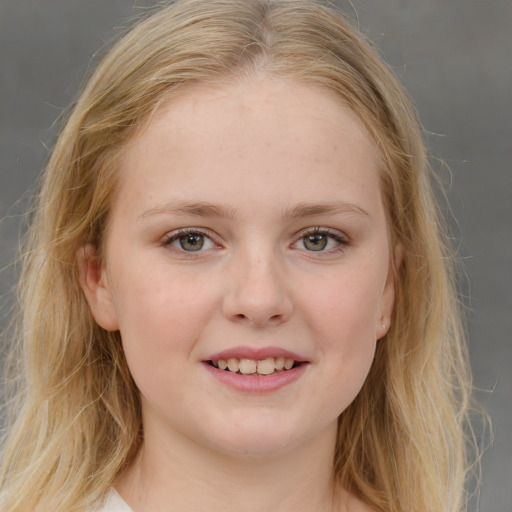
[
  {"xmin": 203, "ymin": 348, "xmax": 309, "ymax": 392},
  {"xmin": 208, "ymin": 356, "xmax": 303, "ymax": 376}
]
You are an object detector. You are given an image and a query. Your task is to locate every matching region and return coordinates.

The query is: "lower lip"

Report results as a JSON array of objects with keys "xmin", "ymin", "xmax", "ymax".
[{"xmin": 203, "ymin": 362, "xmax": 308, "ymax": 393}]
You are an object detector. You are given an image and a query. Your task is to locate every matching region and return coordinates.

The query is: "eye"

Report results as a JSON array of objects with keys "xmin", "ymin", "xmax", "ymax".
[
  {"xmin": 293, "ymin": 228, "xmax": 348, "ymax": 253},
  {"xmin": 302, "ymin": 233, "xmax": 329, "ymax": 251},
  {"xmin": 163, "ymin": 229, "xmax": 217, "ymax": 252}
]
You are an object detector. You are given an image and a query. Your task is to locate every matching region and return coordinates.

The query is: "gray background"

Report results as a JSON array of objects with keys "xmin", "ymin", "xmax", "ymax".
[{"xmin": 0, "ymin": 1, "xmax": 510, "ymax": 510}]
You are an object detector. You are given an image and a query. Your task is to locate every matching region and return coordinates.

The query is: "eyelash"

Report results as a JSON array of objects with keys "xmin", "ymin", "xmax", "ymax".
[
  {"xmin": 160, "ymin": 227, "xmax": 350, "ymax": 256},
  {"xmin": 294, "ymin": 227, "xmax": 350, "ymax": 254},
  {"xmin": 161, "ymin": 228, "xmax": 217, "ymax": 253}
]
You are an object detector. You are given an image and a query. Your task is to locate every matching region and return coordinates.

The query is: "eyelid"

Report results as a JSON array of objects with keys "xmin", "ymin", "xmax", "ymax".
[
  {"xmin": 159, "ymin": 226, "xmax": 350, "ymax": 256},
  {"xmin": 292, "ymin": 226, "xmax": 351, "ymax": 252},
  {"xmin": 296, "ymin": 226, "xmax": 350, "ymax": 241},
  {"xmin": 161, "ymin": 227, "xmax": 222, "ymax": 252}
]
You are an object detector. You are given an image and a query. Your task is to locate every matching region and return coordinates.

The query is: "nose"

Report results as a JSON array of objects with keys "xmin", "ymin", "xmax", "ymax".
[{"xmin": 222, "ymin": 247, "xmax": 293, "ymax": 328}]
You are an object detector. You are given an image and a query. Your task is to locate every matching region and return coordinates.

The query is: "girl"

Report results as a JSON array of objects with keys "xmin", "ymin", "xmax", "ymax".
[{"xmin": 0, "ymin": 1, "xmax": 476, "ymax": 511}]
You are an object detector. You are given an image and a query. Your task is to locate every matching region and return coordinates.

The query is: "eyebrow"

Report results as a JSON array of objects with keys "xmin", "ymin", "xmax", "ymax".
[
  {"xmin": 139, "ymin": 199, "xmax": 370, "ymax": 221},
  {"xmin": 282, "ymin": 201, "xmax": 370, "ymax": 220},
  {"xmin": 139, "ymin": 200, "xmax": 237, "ymax": 220}
]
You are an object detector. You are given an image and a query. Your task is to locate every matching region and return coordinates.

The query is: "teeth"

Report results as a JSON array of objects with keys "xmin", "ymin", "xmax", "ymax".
[
  {"xmin": 257, "ymin": 358, "xmax": 275, "ymax": 375},
  {"xmin": 227, "ymin": 358, "xmax": 239, "ymax": 372},
  {"xmin": 211, "ymin": 356, "xmax": 298, "ymax": 375},
  {"xmin": 239, "ymin": 359, "xmax": 257, "ymax": 374}
]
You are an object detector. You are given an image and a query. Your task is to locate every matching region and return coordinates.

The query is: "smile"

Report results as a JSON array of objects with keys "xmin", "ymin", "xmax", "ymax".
[
  {"xmin": 209, "ymin": 356, "xmax": 298, "ymax": 375},
  {"xmin": 204, "ymin": 347, "xmax": 309, "ymax": 392}
]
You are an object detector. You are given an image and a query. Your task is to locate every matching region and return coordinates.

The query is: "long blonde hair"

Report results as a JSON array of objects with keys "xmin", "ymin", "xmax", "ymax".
[{"xmin": 0, "ymin": 1, "xmax": 475, "ymax": 510}]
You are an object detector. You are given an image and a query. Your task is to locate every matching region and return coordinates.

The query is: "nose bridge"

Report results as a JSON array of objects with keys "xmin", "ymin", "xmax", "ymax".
[{"xmin": 223, "ymin": 240, "xmax": 292, "ymax": 327}]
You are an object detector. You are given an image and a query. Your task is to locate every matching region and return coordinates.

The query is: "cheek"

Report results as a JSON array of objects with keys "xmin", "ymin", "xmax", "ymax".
[
  {"xmin": 111, "ymin": 267, "xmax": 222, "ymax": 405},
  {"xmin": 302, "ymin": 261, "xmax": 385, "ymax": 341},
  {"xmin": 111, "ymin": 262, "xmax": 219, "ymax": 360},
  {"xmin": 298, "ymin": 263, "xmax": 384, "ymax": 397}
]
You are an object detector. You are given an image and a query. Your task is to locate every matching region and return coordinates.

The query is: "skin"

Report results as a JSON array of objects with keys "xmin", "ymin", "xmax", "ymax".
[{"xmin": 80, "ymin": 77, "xmax": 395, "ymax": 511}]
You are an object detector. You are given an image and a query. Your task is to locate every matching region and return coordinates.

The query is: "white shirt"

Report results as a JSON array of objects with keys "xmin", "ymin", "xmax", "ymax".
[{"xmin": 94, "ymin": 489, "xmax": 134, "ymax": 512}]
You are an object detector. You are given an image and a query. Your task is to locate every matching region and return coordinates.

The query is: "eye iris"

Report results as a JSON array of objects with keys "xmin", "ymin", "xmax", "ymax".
[
  {"xmin": 179, "ymin": 234, "xmax": 204, "ymax": 251},
  {"xmin": 304, "ymin": 233, "xmax": 328, "ymax": 251}
]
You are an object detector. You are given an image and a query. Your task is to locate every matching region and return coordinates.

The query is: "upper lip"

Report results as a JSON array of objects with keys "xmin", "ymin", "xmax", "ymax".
[{"xmin": 205, "ymin": 346, "xmax": 309, "ymax": 362}]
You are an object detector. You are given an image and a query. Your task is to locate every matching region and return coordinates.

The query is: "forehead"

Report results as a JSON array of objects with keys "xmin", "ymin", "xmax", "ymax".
[
  {"xmin": 138, "ymin": 77, "xmax": 376, "ymax": 155},
  {"xmin": 115, "ymin": 77, "xmax": 382, "ymax": 218}
]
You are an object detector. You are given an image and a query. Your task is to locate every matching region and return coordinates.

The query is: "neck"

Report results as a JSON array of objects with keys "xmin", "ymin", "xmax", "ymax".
[{"xmin": 116, "ymin": 421, "xmax": 350, "ymax": 512}]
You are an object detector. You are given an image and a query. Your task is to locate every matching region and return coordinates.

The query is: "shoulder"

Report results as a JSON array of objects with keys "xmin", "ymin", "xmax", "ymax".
[{"xmin": 89, "ymin": 488, "xmax": 134, "ymax": 512}]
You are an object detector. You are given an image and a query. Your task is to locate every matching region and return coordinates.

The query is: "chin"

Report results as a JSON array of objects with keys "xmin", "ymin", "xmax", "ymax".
[{"xmin": 203, "ymin": 419, "xmax": 318, "ymax": 461}]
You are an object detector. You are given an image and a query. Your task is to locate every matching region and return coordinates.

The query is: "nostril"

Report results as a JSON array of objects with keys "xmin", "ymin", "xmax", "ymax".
[{"xmin": 236, "ymin": 314, "xmax": 246, "ymax": 320}]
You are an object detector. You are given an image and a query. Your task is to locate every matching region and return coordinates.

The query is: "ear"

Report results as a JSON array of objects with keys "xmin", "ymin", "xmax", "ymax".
[
  {"xmin": 376, "ymin": 244, "xmax": 403, "ymax": 340},
  {"xmin": 77, "ymin": 244, "xmax": 119, "ymax": 331}
]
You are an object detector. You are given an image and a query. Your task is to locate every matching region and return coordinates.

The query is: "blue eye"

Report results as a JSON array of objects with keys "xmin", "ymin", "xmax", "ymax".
[{"xmin": 164, "ymin": 230, "xmax": 216, "ymax": 252}]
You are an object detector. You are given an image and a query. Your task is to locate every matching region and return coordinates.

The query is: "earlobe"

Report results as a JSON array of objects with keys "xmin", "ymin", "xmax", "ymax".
[
  {"xmin": 77, "ymin": 244, "xmax": 119, "ymax": 331},
  {"xmin": 377, "ymin": 243, "xmax": 403, "ymax": 339}
]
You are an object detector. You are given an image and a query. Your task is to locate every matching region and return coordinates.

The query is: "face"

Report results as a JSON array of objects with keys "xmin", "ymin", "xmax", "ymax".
[{"xmin": 81, "ymin": 77, "xmax": 396, "ymax": 459}]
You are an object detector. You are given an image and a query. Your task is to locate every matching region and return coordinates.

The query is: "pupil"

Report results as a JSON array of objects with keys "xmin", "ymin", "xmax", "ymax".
[
  {"xmin": 305, "ymin": 234, "xmax": 327, "ymax": 251},
  {"xmin": 180, "ymin": 234, "xmax": 204, "ymax": 251}
]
